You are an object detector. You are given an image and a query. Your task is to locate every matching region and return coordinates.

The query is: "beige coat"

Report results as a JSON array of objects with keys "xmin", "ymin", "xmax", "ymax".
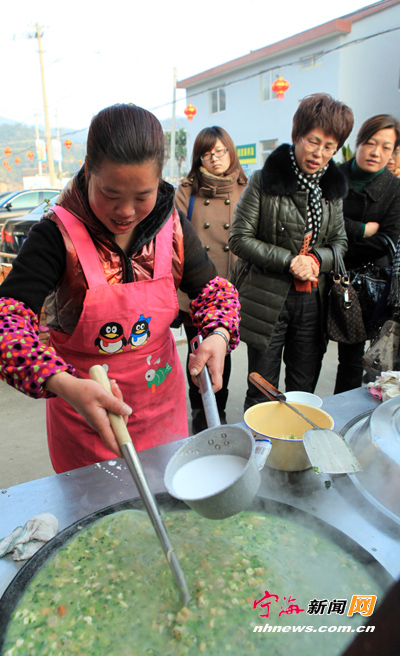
[{"xmin": 175, "ymin": 168, "xmax": 246, "ymax": 311}]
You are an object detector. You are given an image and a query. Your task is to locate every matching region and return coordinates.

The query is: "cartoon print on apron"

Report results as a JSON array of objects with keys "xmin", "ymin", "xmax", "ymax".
[{"xmin": 46, "ymin": 206, "xmax": 187, "ymax": 473}]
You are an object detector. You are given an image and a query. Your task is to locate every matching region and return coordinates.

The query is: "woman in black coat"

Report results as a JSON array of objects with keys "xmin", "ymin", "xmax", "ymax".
[{"xmin": 334, "ymin": 114, "xmax": 400, "ymax": 393}]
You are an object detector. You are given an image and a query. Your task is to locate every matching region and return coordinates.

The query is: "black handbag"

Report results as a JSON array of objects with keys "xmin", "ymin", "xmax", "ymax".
[
  {"xmin": 349, "ymin": 234, "xmax": 396, "ymax": 332},
  {"xmin": 327, "ymin": 245, "xmax": 367, "ymax": 344}
]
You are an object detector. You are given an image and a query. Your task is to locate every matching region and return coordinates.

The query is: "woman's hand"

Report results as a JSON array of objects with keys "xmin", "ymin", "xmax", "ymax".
[
  {"xmin": 364, "ymin": 222, "xmax": 380, "ymax": 237},
  {"xmin": 45, "ymin": 372, "xmax": 132, "ymax": 457},
  {"xmin": 188, "ymin": 329, "xmax": 228, "ymax": 393},
  {"xmin": 289, "ymin": 255, "xmax": 319, "ymax": 282}
]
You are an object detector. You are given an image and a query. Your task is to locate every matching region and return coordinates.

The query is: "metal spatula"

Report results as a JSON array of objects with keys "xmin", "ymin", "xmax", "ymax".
[
  {"xmin": 89, "ymin": 365, "xmax": 190, "ymax": 607},
  {"xmin": 249, "ymin": 372, "xmax": 362, "ymax": 474}
]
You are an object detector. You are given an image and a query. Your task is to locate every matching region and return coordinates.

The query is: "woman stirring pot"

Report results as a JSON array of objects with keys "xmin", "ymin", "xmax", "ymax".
[{"xmin": 0, "ymin": 104, "xmax": 240, "ymax": 473}]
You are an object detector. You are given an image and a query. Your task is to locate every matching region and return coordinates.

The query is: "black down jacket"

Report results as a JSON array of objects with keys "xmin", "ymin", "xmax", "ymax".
[
  {"xmin": 339, "ymin": 159, "xmax": 400, "ymax": 270},
  {"xmin": 229, "ymin": 144, "xmax": 348, "ymax": 352}
]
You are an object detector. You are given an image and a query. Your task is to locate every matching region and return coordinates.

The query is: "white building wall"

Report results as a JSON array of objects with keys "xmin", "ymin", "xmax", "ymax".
[
  {"xmin": 338, "ymin": 5, "xmax": 400, "ymax": 147},
  {"xmin": 181, "ymin": 3, "xmax": 400, "ymax": 176}
]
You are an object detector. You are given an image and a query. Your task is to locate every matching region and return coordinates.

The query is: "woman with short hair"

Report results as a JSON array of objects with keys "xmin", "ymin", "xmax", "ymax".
[{"xmin": 229, "ymin": 93, "xmax": 354, "ymax": 409}]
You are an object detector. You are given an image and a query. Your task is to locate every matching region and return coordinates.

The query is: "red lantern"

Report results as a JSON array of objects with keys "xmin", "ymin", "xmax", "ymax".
[
  {"xmin": 184, "ymin": 104, "xmax": 197, "ymax": 122},
  {"xmin": 14, "ymin": 157, "xmax": 21, "ymax": 166},
  {"xmin": 4, "ymin": 147, "xmax": 12, "ymax": 157},
  {"xmin": 7, "ymin": 166, "xmax": 11, "ymax": 172},
  {"xmin": 64, "ymin": 139, "xmax": 72, "ymax": 150},
  {"xmin": 27, "ymin": 151, "xmax": 34, "ymax": 161},
  {"xmin": 271, "ymin": 76, "xmax": 290, "ymax": 100},
  {"xmin": 3, "ymin": 160, "xmax": 9, "ymax": 167}
]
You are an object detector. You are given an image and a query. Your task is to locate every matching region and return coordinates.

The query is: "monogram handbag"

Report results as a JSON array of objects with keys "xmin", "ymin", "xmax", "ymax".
[{"xmin": 327, "ymin": 245, "xmax": 367, "ymax": 344}]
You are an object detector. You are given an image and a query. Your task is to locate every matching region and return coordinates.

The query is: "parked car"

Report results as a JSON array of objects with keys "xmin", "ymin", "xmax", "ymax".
[
  {"xmin": 0, "ymin": 192, "xmax": 60, "ymax": 262},
  {"xmin": 0, "ymin": 188, "xmax": 60, "ymax": 231}
]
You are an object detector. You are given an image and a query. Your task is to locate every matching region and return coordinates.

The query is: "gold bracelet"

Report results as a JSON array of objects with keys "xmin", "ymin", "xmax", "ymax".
[{"xmin": 208, "ymin": 330, "xmax": 229, "ymax": 353}]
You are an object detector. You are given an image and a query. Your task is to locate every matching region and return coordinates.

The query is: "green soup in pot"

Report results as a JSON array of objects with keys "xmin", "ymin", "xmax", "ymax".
[{"xmin": 3, "ymin": 509, "xmax": 383, "ymax": 656}]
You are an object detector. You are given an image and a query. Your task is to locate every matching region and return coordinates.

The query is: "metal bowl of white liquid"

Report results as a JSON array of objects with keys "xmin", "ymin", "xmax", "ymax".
[{"xmin": 164, "ymin": 425, "xmax": 270, "ymax": 519}]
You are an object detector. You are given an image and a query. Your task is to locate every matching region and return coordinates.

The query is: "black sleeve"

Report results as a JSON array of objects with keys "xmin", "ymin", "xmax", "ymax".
[
  {"xmin": 0, "ymin": 219, "xmax": 66, "ymax": 314},
  {"xmin": 177, "ymin": 210, "xmax": 217, "ymax": 299},
  {"xmin": 344, "ymin": 177, "xmax": 400, "ymax": 266}
]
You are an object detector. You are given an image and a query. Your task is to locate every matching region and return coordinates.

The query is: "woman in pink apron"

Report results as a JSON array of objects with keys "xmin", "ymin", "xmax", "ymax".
[{"xmin": 0, "ymin": 104, "xmax": 240, "ymax": 473}]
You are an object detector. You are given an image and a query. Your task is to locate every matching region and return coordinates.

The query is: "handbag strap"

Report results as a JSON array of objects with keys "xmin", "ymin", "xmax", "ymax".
[
  {"xmin": 328, "ymin": 244, "xmax": 347, "ymax": 278},
  {"xmin": 186, "ymin": 194, "xmax": 195, "ymax": 222},
  {"xmin": 378, "ymin": 233, "xmax": 396, "ymax": 263}
]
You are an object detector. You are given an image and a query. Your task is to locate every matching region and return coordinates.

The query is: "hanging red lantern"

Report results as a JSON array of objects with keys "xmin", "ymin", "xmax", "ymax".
[
  {"xmin": 27, "ymin": 151, "xmax": 34, "ymax": 161},
  {"xmin": 64, "ymin": 139, "xmax": 72, "ymax": 150},
  {"xmin": 42, "ymin": 163, "xmax": 46, "ymax": 170},
  {"xmin": 7, "ymin": 166, "xmax": 11, "ymax": 172},
  {"xmin": 14, "ymin": 156, "xmax": 21, "ymax": 166},
  {"xmin": 184, "ymin": 104, "xmax": 197, "ymax": 122},
  {"xmin": 4, "ymin": 146, "xmax": 12, "ymax": 157},
  {"xmin": 78, "ymin": 160, "xmax": 83, "ymax": 166},
  {"xmin": 3, "ymin": 160, "xmax": 9, "ymax": 167},
  {"xmin": 271, "ymin": 76, "xmax": 290, "ymax": 100}
]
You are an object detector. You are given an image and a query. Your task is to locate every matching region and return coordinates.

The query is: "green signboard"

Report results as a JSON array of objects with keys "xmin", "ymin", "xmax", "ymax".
[{"xmin": 237, "ymin": 143, "xmax": 257, "ymax": 164}]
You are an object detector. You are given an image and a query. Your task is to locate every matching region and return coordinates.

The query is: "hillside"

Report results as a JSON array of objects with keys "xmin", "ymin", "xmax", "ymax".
[
  {"xmin": 0, "ymin": 123, "xmax": 86, "ymax": 190},
  {"xmin": 0, "ymin": 115, "xmax": 188, "ymax": 190}
]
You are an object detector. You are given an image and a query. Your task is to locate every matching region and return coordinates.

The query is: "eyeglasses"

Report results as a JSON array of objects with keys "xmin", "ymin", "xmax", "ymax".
[
  {"xmin": 301, "ymin": 137, "xmax": 337, "ymax": 156},
  {"xmin": 200, "ymin": 148, "xmax": 228, "ymax": 162}
]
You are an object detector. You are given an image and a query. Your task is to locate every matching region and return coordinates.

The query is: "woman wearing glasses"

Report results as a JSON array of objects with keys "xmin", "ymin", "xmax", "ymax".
[
  {"xmin": 175, "ymin": 127, "xmax": 247, "ymax": 432},
  {"xmin": 229, "ymin": 94, "xmax": 354, "ymax": 409},
  {"xmin": 334, "ymin": 114, "xmax": 400, "ymax": 393}
]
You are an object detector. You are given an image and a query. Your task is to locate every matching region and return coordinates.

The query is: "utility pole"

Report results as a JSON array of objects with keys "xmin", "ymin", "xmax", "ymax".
[
  {"xmin": 34, "ymin": 111, "xmax": 43, "ymax": 178},
  {"xmin": 31, "ymin": 24, "xmax": 56, "ymax": 187},
  {"xmin": 55, "ymin": 109, "xmax": 63, "ymax": 183},
  {"xmin": 170, "ymin": 68, "xmax": 177, "ymax": 183}
]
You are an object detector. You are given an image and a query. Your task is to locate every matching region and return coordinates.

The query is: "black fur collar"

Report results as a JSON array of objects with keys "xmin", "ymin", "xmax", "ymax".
[{"xmin": 261, "ymin": 143, "xmax": 348, "ymax": 201}]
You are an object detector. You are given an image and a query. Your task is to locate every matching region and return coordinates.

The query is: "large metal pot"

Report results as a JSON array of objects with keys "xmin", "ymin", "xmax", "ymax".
[
  {"xmin": 0, "ymin": 495, "xmax": 393, "ymax": 656},
  {"xmin": 343, "ymin": 397, "xmax": 400, "ymax": 525}
]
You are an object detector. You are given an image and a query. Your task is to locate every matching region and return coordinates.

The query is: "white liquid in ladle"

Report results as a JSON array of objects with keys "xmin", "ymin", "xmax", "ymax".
[{"xmin": 172, "ymin": 454, "xmax": 248, "ymax": 500}]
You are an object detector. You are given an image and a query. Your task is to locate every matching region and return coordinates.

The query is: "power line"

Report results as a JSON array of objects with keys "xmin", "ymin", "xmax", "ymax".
[
  {"xmin": 150, "ymin": 25, "xmax": 400, "ymax": 110},
  {"xmin": 1, "ymin": 22, "xmax": 398, "ymax": 144}
]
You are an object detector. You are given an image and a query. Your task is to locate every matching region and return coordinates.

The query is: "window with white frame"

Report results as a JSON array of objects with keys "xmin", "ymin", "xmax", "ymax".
[
  {"xmin": 260, "ymin": 139, "xmax": 278, "ymax": 166},
  {"xmin": 260, "ymin": 70, "xmax": 279, "ymax": 102},
  {"xmin": 210, "ymin": 88, "xmax": 226, "ymax": 113},
  {"xmin": 299, "ymin": 52, "xmax": 323, "ymax": 70}
]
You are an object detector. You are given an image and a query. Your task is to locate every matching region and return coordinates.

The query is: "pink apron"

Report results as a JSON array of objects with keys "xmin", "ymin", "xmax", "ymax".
[{"xmin": 46, "ymin": 206, "xmax": 188, "ymax": 473}]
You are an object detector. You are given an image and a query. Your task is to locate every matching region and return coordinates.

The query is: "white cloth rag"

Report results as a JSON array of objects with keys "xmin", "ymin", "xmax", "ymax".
[{"xmin": 0, "ymin": 513, "xmax": 58, "ymax": 561}]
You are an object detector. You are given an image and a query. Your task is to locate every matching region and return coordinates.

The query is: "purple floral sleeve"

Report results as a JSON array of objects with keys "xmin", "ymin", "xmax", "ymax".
[
  {"xmin": 189, "ymin": 277, "xmax": 240, "ymax": 353},
  {"xmin": 0, "ymin": 297, "xmax": 76, "ymax": 399}
]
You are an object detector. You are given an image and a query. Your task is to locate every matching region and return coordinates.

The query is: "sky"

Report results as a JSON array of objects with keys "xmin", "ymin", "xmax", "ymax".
[{"xmin": 1, "ymin": 0, "xmax": 380, "ymax": 135}]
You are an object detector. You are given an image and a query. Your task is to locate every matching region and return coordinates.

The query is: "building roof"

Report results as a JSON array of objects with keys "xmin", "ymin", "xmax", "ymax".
[{"xmin": 177, "ymin": 0, "xmax": 400, "ymax": 88}]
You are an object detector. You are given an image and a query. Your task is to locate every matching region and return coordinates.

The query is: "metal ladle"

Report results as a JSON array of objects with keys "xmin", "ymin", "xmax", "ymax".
[{"xmin": 89, "ymin": 364, "xmax": 190, "ymax": 607}]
